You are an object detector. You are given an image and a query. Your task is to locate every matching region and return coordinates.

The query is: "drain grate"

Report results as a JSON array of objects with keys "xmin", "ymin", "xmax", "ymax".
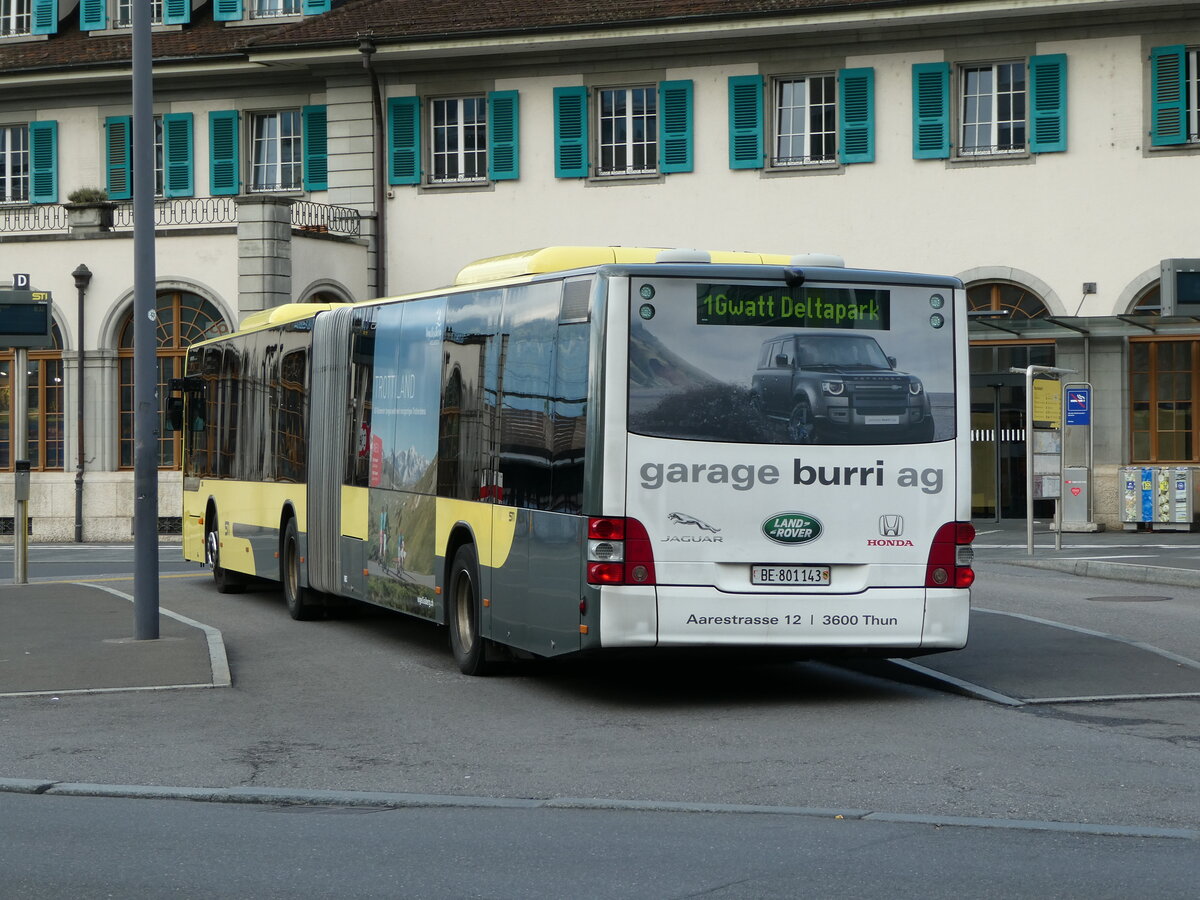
[{"xmin": 1087, "ymin": 595, "xmax": 1170, "ymax": 603}]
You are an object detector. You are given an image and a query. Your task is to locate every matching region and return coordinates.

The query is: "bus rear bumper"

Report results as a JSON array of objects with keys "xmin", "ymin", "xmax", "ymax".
[{"xmin": 600, "ymin": 585, "xmax": 969, "ymax": 651}]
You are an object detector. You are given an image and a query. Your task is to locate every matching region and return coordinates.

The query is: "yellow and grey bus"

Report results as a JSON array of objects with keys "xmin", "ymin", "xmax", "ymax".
[{"xmin": 174, "ymin": 247, "xmax": 975, "ymax": 674}]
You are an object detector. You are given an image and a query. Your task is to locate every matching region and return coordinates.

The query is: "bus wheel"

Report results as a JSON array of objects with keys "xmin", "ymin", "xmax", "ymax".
[
  {"xmin": 281, "ymin": 518, "xmax": 319, "ymax": 621},
  {"xmin": 448, "ymin": 544, "xmax": 489, "ymax": 675},
  {"xmin": 788, "ymin": 398, "xmax": 819, "ymax": 444},
  {"xmin": 206, "ymin": 520, "xmax": 246, "ymax": 594}
]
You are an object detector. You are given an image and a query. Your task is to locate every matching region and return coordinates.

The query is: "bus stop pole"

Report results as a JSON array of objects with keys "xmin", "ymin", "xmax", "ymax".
[{"xmin": 12, "ymin": 348, "xmax": 28, "ymax": 583}]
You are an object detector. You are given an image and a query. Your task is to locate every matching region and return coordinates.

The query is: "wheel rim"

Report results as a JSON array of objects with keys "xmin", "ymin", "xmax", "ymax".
[
  {"xmin": 789, "ymin": 402, "xmax": 815, "ymax": 443},
  {"xmin": 454, "ymin": 569, "xmax": 476, "ymax": 655},
  {"xmin": 206, "ymin": 529, "xmax": 220, "ymax": 570},
  {"xmin": 284, "ymin": 535, "xmax": 299, "ymax": 603}
]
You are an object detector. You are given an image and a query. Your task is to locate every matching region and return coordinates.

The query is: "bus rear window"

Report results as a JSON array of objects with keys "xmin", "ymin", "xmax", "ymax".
[{"xmin": 628, "ymin": 278, "xmax": 955, "ymax": 445}]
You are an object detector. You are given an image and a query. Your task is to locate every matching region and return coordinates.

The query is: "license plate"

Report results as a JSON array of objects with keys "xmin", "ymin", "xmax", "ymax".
[
  {"xmin": 751, "ymin": 565, "xmax": 831, "ymax": 586},
  {"xmin": 864, "ymin": 415, "xmax": 900, "ymax": 425}
]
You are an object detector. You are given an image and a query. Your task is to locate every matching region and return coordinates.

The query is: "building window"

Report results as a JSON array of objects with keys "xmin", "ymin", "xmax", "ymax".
[
  {"xmin": 118, "ymin": 292, "xmax": 226, "ymax": 469},
  {"xmin": 1, "ymin": 0, "xmax": 31, "ymax": 36},
  {"xmin": 1131, "ymin": 341, "xmax": 1197, "ymax": 462},
  {"xmin": 1151, "ymin": 46, "xmax": 1200, "ymax": 146},
  {"xmin": 0, "ymin": 124, "xmax": 29, "ymax": 203},
  {"xmin": 388, "ymin": 93, "xmax": 518, "ymax": 186},
  {"xmin": 960, "ymin": 62, "xmax": 1027, "ymax": 155},
  {"xmin": 250, "ymin": 110, "xmax": 302, "ymax": 192},
  {"xmin": 597, "ymin": 86, "xmax": 657, "ymax": 176},
  {"xmin": 967, "ymin": 282, "xmax": 1049, "ymax": 319},
  {"xmin": 0, "ymin": 323, "xmax": 64, "ymax": 471},
  {"xmin": 250, "ymin": 0, "xmax": 299, "ymax": 19},
  {"xmin": 774, "ymin": 75, "xmax": 837, "ymax": 165},
  {"xmin": 114, "ymin": 0, "xmax": 163, "ymax": 27},
  {"xmin": 430, "ymin": 97, "xmax": 488, "ymax": 184},
  {"xmin": 912, "ymin": 56, "xmax": 1065, "ymax": 159}
]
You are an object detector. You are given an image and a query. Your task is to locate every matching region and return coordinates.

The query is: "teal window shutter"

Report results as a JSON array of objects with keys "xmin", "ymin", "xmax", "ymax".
[
  {"xmin": 912, "ymin": 62, "xmax": 950, "ymax": 159},
  {"xmin": 163, "ymin": 113, "xmax": 194, "ymax": 198},
  {"xmin": 1029, "ymin": 54, "xmax": 1067, "ymax": 153},
  {"xmin": 553, "ymin": 86, "xmax": 589, "ymax": 178},
  {"xmin": 1151, "ymin": 45, "xmax": 1188, "ymax": 147},
  {"xmin": 29, "ymin": 121, "xmax": 58, "ymax": 204},
  {"xmin": 209, "ymin": 110, "xmax": 240, "ymax": 196},
  {"xmin": 727, "ymin": 75, "xmax": 763, "ymax": 170},
  {"xmin": 838, "ymin": 67, "xmax": 875, "ymax": 164},
  {"xmin": 31, "ymin": 0, "xmax": 57, "ymax": 35},
  {"xmin": 163, "ymin": 0, "xmax": 189, "ymax": 25},
  {"xmin": 80, "ymin": 0, "xmax": 106, "ymax": 31},
  {"xmin": 302, "ymin": 105, "xmax": 328, "ymax": 191},
  {"xmin": 487, "ymin": 90, "xmax": 520, "ymax": 181},
  {"xmin": 213, "ymin": 0, "xmax": 243, "ymax": 22},
  {"xmin": 105, "ymin": 116, "xmax": 132, "ymax": 201},
  {"xmin": 658, "ymin": 79, "xmax": 693, "ymax": 173},
  {"xmin": 387, "ymin": 97, "xmax": 420, "ymax": 185},
  {"xmin": 302, "ymin": 0, "xmax": 330, "ymax": 12}
]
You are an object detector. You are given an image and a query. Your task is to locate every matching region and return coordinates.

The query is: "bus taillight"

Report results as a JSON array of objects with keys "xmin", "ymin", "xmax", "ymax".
[
  {"xmin": 925, "ymin": 521, "xmax": 975, "ymax": 589},
  {"xmin": 588, "ymin": 517, "xmax": 657, "ymax": 586}
]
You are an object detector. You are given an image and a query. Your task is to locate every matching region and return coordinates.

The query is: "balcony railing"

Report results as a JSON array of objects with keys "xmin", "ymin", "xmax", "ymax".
[
  {"xmin": 291, "ymin": 200, "xmax": 361, "ymax": 237},
  {"xmin": 111, "ymin": 197, "xmax": 237, "ymax": 228},
  {"xmin": 0, "ymin": 204, "xmax": 69, "ymax": 233},
  {"xmin": 0, "ymin": 198, "xmax": 361, "ymax": 237}
]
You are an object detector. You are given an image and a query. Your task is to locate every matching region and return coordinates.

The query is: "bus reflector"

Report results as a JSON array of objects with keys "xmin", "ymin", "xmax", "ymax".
[
  {"xmin": 587, "ymin": 517, "xmax": 657, "ymax": 585},
  {"xmin": 925, "ymin": 521, "xmax": 975, "ymax": 589}
]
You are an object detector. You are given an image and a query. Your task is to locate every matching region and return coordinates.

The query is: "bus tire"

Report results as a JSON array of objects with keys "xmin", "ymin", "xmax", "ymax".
[
  {"xmin": 448, "ymin": 543, "xmax": 490, "ymax": 676},
  {"xmin": 281, "ymin": 518, "xmax": 320, "ymax": 621},
  {"xmin": 206, "ymin": 518, "xmax": 246, "ymax": 594}
]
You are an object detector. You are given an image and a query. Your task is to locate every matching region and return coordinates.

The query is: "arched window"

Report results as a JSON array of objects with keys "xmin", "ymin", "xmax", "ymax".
[
  {"xmin": 1128, "ymin": 284, "xmax": 1196, "ymax": 463},
  {"xmin": 0, "ymin": 322, "xmax": 65, "ymax": 471},
  {"xmin": 966, "ymin": 282, "xmax": 1049, "ymax": 319},
  {"xmin": 118, "ymin": 291, "xmax": 227, "ymax": 469}
]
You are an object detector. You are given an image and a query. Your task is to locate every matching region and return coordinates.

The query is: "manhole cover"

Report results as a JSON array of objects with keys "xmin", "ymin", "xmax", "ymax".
[{"xmin": 1087, "ymin": 595, "xmax": 1170, "ymax": 603}]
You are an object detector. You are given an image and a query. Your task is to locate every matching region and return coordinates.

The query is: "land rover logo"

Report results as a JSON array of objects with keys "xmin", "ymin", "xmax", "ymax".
[{"xmin": 762, "ymin": 512, "xmax": 822, "ymax": 544}]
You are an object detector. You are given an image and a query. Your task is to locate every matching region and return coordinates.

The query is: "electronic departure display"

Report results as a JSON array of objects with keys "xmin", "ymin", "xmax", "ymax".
[{"xmin": 696, "ymin": 284, "xmax": 890, "ymax": 330}]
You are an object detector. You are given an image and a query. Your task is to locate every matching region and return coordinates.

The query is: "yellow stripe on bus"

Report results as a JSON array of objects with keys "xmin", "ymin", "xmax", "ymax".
[{"xmin": 436, "ymin": 498, "xmax": 517, "ymax": 569}]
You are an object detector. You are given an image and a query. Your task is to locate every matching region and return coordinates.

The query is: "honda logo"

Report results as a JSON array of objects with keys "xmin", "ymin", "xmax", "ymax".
[{"xmin": 879, "ymin": 515, "xmax": 903, "ymax": 536}]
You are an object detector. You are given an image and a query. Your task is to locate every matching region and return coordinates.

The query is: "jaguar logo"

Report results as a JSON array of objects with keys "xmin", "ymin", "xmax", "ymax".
[{"xmin": 668, "ymin": 512, "xmax": 720, "ymax": 533}]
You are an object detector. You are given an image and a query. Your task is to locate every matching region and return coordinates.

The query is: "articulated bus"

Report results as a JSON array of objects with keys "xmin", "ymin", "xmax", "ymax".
[{"xmin": 173, "ymin": 247, "xmax": 974, "ymax": 674}]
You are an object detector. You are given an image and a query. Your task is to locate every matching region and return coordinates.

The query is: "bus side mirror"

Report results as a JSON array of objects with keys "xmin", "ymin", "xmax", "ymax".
[{"xmin": 166, "ymin": 396, "xmax": 184, "ymax": 432}]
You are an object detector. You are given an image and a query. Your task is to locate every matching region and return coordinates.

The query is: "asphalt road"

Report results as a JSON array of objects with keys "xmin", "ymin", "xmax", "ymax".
[{"xmin": 2, "ymin": 545, "xmax": 1199, "ymax": 895}]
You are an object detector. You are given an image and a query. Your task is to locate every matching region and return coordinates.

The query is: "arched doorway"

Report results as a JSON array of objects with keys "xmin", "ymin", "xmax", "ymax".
[
  {"xmin": 967, "ymin": 282, "xmax": 1054, "ymax": 519},
  {"xmin": 117, "ymin": 291, "xmax": 227, "ymax": 469}
]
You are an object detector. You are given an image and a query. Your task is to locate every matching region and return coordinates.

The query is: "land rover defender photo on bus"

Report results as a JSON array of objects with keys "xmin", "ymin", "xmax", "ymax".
[{"xmin": 750, "ymin": 331, "xmax": 934, "ymax": 444}]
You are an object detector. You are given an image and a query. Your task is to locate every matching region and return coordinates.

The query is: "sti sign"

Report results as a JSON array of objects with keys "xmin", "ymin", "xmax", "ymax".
[{"xmin": 0, "ymin": 288, "xmax": 53, "ymax": 349}]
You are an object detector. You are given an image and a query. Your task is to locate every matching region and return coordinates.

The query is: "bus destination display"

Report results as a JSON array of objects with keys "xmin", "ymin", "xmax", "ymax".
[{"xmin": 697, "ymin": 284, "xmax": 890, "ymax": 330}]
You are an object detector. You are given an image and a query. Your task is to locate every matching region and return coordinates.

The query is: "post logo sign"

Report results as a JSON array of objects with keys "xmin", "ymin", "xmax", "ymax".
[{"xmin": 762, "ymin": 512, "xmax": 822, "ymax": 545}]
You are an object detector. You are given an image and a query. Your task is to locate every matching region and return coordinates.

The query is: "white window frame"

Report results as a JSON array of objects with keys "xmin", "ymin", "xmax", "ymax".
[
  {"xmin": 773, "ymin": 74, "xmax": 837, "ymax": 166},
  {"xmin": 0, "ymin": 123, "xmax": 29, "ymax": 204},
  {"xmin": 0, "ymin": 0, "xmax": 31, "ymax": 37},
  {"xmin": 597, "ymin": 86, "xmax": 657, "ymax": 176},
  {"xmin": 1187, "ymin": 48, "xmax": 1200, "ymax": 143},
  {"xmin": 960, "ymin": 61, "xmax": 1027, "ymax": 156},
  {"xmin": 430, "ymin": 96, "xmax": 488, "ymax": 184},
  {"xmin": 250, "ymin": 0, "xmax": 301, "ymax": 20},
  {"xmin": 249, "ymin": 110, "xmax": 303, "ymax": 193},
  {"xmin": 114, "ymin": 0, "xmax": 163, "ymax": 28}
]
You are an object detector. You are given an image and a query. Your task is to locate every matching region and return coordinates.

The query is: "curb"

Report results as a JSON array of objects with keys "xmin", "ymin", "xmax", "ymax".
[
  {"xmin": 981, "ymin": 558, "xmax": 1200, "ymax": 588},
  {"xmin": 1, "ymin": 779, "xmax": 1196, "ymax": 841}
]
